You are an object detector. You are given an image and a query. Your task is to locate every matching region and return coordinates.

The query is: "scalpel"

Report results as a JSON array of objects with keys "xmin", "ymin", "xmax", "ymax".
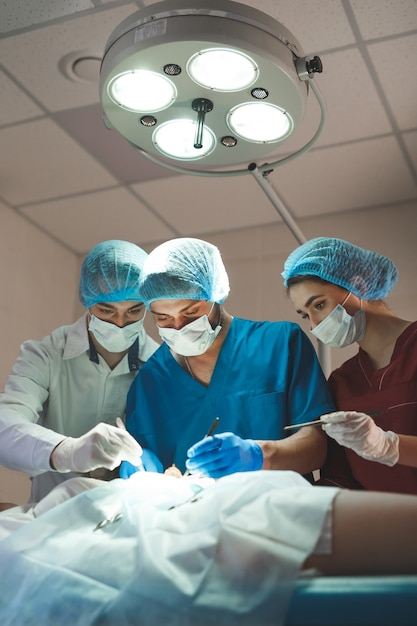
[{"xmin": 183, "ymin": 417, "xmax": 221, "ymax": 476}]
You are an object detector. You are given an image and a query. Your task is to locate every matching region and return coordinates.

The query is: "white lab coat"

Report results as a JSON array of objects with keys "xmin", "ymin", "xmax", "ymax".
[{"xmin": 0, "ymin": 313, "xmax": 159, "ymax": 502}]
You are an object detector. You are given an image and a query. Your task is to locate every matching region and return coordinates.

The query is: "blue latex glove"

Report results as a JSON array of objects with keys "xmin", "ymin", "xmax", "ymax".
[
  {"xmin": 186, "ymin": 432, "xmax": 264, "ymax": 478},
  {"xmin": 119, "ymin": 449, "xmax": 163, "ymax": 478}
]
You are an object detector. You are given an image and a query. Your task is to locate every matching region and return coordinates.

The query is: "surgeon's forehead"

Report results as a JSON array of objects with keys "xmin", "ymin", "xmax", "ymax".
[
  {"xmin": 94, "ymin": 301, "xmax": 143, "ymax": 310},
  {"xmin": 289, "ymin": 280, "xmax": 345, "ymax": 306},
  {"xmin": 150, "ymin": 299, "xmax": 206, "ymax": 314}
]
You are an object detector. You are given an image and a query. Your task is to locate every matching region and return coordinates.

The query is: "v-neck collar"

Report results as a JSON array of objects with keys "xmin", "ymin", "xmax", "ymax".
[{"xmin": 358, "ymin": 320, "xmax": 417, "ymax": 383}]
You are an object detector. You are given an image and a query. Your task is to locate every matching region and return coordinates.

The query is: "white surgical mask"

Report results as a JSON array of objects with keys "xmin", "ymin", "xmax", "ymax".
[
  {"xmin": 158, "ymin": 304, "xmax": 221, "ymax": 356},
  {"xmin": 311, "ymin": 294, "xmax": 366, "ymax": 348},
  {"xmin": 88, "ymin": 312, "xmax": 146, "ymax": 353}
]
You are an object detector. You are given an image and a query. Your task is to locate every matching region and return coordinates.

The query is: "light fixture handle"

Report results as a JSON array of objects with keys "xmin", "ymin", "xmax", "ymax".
[{"xmin": 192, "ymin": 98, "xmax": 213, "ymax": 149}]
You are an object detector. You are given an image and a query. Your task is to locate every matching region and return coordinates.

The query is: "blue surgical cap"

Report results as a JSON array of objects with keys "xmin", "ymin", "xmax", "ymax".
[
  {"xmin": 282, "ymin": 237, "xmax": 398, "ymax": 300},
  {"xmin": 79, "ymin": 240, "xmax": 148, "ymax": 308},
  {"xmin": 140, "ymin": 238, "xmax": 230, "ymax": 308}
]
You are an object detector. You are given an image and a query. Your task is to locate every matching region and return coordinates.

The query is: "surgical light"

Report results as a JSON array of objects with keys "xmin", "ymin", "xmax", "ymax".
[{"xmin": 99, "ymin": 0, "xmax": 325, "ymax": 174}]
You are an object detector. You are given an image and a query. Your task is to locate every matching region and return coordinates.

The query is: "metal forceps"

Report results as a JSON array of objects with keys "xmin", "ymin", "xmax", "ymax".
[
  {"xmin": 93, "ymin": 512, "xmax": 124, "ymax": 532},
  {"xmin": 284, "ymin": 418, "xmax": 323, "ymax": 431}
]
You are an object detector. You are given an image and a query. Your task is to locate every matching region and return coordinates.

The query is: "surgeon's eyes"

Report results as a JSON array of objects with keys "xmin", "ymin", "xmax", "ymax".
[
  {"xmin": 127, "ymin": 306, "xmax": 144, "ymax": 316},
  {"xmin": 153, "ymin": 314, "xmax": 169, "ymax": 322},
  {"xmin": 96, "ymin": 306, "xmax": 114, "ymax": 315},
  {"xmin": 298, "ymin": 300, "xmax": 325, "ymax": 320}
]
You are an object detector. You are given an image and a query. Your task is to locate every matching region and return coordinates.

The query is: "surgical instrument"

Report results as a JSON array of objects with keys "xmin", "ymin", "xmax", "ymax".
[
  {"xmin": 284, "ymin": 419, "xmax": 322, "ymax": 431},
  {"xmin": 183, "ymin": 417, "xmax": 220, "ymax": 476},
  {"xmin": 284, "ymin": 411, "xmax": 382, "ymax": 431},
  {"xmin": 116, "ymin": 417, "xmax": 145, "ymax": 471}
]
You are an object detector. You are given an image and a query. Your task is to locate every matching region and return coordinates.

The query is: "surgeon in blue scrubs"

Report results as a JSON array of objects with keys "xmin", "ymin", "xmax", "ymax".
[{"xmin": 126, "ymin": 237, "xmax": 335, "ymax": 478}]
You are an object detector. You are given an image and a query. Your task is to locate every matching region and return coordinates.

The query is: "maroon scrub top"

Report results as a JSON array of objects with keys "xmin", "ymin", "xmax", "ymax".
[{"xmin": 319, "ymin": 321, "xmax": 417, "ymax": 494}]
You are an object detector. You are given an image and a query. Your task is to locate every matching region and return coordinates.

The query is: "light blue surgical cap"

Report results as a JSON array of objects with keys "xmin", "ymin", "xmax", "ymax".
[
  {"xmin": 282, "ymin": 237, "xmax": 398, "ymax": 300},
  {"xmin": 140, "ymin": 238, "xmax": 230, "ymax": 308},
  {"xmin": 79, "ymin": 240, "xmax": 148, "ymax": 308}
]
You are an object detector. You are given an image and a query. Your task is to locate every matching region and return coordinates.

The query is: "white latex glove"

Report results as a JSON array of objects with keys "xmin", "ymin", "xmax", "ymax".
[
  {"xmin": 51, "ymin": 422, "xmax": 143, "ymax": 473},
  {"xmin": 321, "ymin": 411, "xmax": 399, "ymax": 466}
]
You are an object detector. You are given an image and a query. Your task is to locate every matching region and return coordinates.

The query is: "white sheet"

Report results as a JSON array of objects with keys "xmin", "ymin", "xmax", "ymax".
[
  {"xmin": 0, "ymin": 471, "xmax": 338, "ymax": 626},
  {"xmin": 0, "ymin": 477, "xmax": 104, "ymax": 540}
]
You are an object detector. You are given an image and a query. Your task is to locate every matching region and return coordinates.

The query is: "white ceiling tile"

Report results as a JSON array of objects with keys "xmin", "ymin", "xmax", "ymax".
[
  {"xmin": 0, "ymin": 119, "xmax": 117, "ymax": 205},
  {"xmin": 0, "ymin": 0, "xmax": 94, "ymax": 34},
  {"xmin": 131, "ymin": 174, "xmax": 283, "ymax": 235},
  {"xmin": 313, "ymin": 48, "xmax": 393, "ymax": 144},
  {"xmin": 351, "ymin": 0, "xmax": 417, "ymax": 39},
  {"xmin": 269, "ymin": 137, "xmax": 417, "ymax": 218},
  {"xmin": 0, "ymin": 4, "xmax": 138, "ymax": 111},
  {"xmin": 367, "ymin": 35, "xmax": 417, "ymax": 130},
  {"xmin": 54, "ymin": 103, "xmax": 173, "ymax": 184},
  {"xmin": 18, "ymin": 188, "xmax": 175, "ymax": 255},
  {"xmin": 0, "ymin": 70, "xmax": 43, "ymax": 125}
]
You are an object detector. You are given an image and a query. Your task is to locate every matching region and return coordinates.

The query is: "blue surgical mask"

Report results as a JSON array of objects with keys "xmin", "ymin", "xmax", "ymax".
[
  {"xmin": 311, "ymin": 294, "xmax": 366, "ymax": 348},
  {"xmin": 88, "ymin": 312, "xmax": 146, "ymax": 353},
  {"xmin": 157, "ymin": 304, "xmax": 221, "ymax": 356}
]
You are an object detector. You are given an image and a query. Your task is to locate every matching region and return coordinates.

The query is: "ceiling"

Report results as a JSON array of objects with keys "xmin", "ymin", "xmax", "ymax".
[{"xmin": 1, "ymin": 0, "xmax": 416, "ymax": 256}]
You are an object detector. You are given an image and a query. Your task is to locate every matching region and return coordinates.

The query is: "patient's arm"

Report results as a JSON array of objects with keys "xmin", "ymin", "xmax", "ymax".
[
  {"xmin": 0, "ymin": 502, "xmax": 17, "ymax": 512},
  {"xmin": 304, "ymin": 489, "xmax": 417, "ymax": 575}
]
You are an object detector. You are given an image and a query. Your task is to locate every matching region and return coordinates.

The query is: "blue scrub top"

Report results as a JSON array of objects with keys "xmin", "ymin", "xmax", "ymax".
[{"xmin": 127, "ymin": 318, "xmax": 335, "ymax": 471}]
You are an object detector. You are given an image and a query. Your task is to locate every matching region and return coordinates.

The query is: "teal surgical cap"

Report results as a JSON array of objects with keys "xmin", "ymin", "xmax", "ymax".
[
  {"xmin": 140, "ymin": 238, "xmax": 230, "ymax": 308},
  {"xmin": 282, "ymin": 237, "xmax": 398, "ymax": 300},
  {"xmin": 79, "ymin": 240, "xmax": 148, "ymax": 308}
]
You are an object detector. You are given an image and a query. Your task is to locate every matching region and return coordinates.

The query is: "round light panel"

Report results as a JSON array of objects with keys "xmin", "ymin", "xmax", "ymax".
[
  {"xmin": 153, "ymin": 120, "xmax": 216, "ymax": 160},
  {"xmin": 109, "ymin": 70, "xmax": 176, "ymax": 112},
  {"xmin": 228, "ymin": 102, "xmax": 292, "ymax": 143},
  {"xmin": 187, "ymin": 48, "xmax": 258, "ymax": 91}
]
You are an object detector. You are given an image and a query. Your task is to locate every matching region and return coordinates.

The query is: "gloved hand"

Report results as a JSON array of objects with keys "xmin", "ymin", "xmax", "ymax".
[
  {"xmin": 119, "ymin": 449, "xmax": 164, "ymax": 478},
  {"xmin": 321, "ymin": 411, "xmax": 399, "ymax": 466},
  {"xmin": 51, "ymin": 422, "xmax": 143, "ymax": 473},
  {"xmin": 186, "ymin": 432, "xmax": 264, "ymax": 478}
]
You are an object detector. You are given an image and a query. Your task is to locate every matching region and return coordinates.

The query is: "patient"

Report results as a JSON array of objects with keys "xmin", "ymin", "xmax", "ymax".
[
  {"xmin": 0, "ymin": 469, "xmax": 416, "ymax": 626},
  {"xmin": 0, "ymin": 471, "xmax": 416, "ymax": 571}
]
